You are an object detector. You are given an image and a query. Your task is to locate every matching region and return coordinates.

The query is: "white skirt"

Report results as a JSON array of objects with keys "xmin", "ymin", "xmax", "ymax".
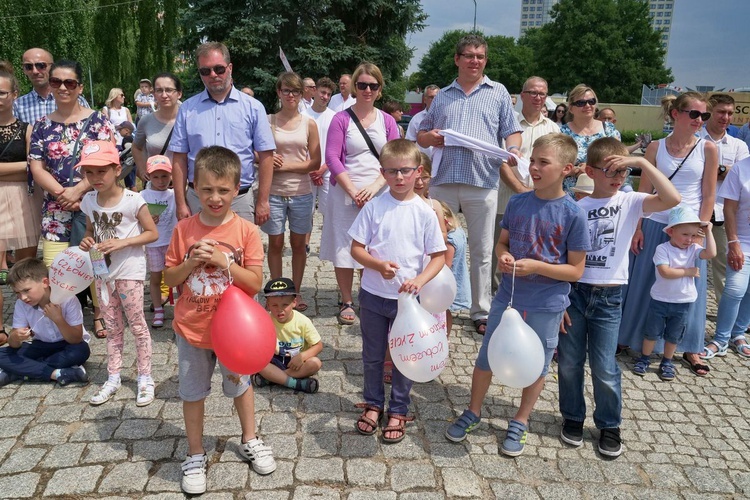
[{"xmin": 319, "ymin": 182, "xmax": 363, "ymax": 269}]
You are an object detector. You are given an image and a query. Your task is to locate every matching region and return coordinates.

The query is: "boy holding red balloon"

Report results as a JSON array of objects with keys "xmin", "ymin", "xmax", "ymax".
[
  {"xmin": 349, "ymin": 139, "xmax": 446, "ymax": 444},
  {"xmin": 164, "ymin": 146, "xmax": 276, "ymax": 495},
  {"xmin": 446, "ymin": 134, "xmax": 590, "ymax": 457},
  {"xmin": 557, "ymin": 138, "xmax": 680, "ymax": 457},
  {"xmin": 252, "ymin": 277, "xmax": 323, "ymax": 393},
  {"xmin": 0, "ymin": 258, "xmax": 90, "ymax": 387}
]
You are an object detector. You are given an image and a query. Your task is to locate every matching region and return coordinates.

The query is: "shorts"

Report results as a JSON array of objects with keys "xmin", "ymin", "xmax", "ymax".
[
  {"xmin": 270, "ymin": 354, "xmax": 291, "ymax": 370},
  {"xmin": 475, "ymin": 295, "xmax": 562, "ymax": 377},
  {"xmin": 175, "ymin": 334, "xmax": 250, "ymax": 402},
  {"xmin": 146, "ymin": 245, "xmax": 168, "ymax": 272},
  {"xmin": 261, "ymin": 193, "xmax": 314, "ymax": 235},
  {"xmin": 642, "ymin": 299, "xmax": 689, "ymax": 345}
]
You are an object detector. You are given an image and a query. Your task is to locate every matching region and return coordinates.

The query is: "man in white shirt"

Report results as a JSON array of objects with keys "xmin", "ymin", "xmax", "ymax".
[
  {"xmin": 298, "ymin": 77, "xmax": 316, "ymax": 111},
  {"xmin": 405, "ymin": 85, "xmax": 439, "ymax": 158},
  {"xmin": 327, "ymin": 74, "xmax": 356, "ymax": 112},
  {"xmin": 699, "ymin": 94, "xmax": 750, "ymax": 302},
  {"xmin": 493, "ymin": 76, "xmax": 560, "ymax": 292},
  {"xmin": 303, "ymin": 77, "xmax": 337, "ymax": 249}
]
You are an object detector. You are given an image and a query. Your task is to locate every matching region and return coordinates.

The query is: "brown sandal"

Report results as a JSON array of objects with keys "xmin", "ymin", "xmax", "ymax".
[
  {"xmin": 382, "ymin": 413, "xmax": 415, "ymax": 444},
  {"xmin": 93, "ymin": 317, "xmax": 108, "ymax": 339},
  {"xmin": 337, "ymin": 302, "xmax": 356, "ymax": 325},
  {"xmin": 355, "ymin": 403, "xmax": 383, "ymax": 436}
]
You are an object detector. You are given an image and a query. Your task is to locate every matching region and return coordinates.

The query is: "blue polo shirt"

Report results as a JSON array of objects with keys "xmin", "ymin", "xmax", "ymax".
[{"xmin": 169, "ymin": 86, "xmax": 275, "ymax": 189}]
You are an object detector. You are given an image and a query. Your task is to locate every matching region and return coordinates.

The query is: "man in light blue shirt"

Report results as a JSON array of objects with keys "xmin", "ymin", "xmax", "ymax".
[
  {"xmin": 13, "ymin": 48, "xmax": 89, "ymax": 124},
  {"xmin": 170, "ymin": 41, "xmax": 275, "ymax": 225},
  {"xmin": 417, "ymin": 34, "xmax": 522, "ymax": 334}
]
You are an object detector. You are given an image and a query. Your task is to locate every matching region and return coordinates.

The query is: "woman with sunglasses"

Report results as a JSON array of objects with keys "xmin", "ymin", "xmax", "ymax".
[
  {"xmin": 133, "ymin": 72, "xmax": 183, "ymax": 181},
  {"xmin": 321, "ymin": 62, "xmax": 400, "ymax": 325},
  {"xmin": 560, "ymin": 85, "xmax": 620, "ymax": 197},
  {"xmin": 102, "ymin": 88, "xmax": 133, "ymax": 148},
  {"xmin": 0, "ymin": 62, "xmax": 44, "ymax": 337},
  {"xmin": 618, "ymin": 91, "xmax": 718, "ymax": 376},
  {"xmin": 260, "ymin": 72, "xmax": 320, "ymax": 313},
  {"xmin": 551, "ymin": 103, "xmax": 567, "ymax": 126},
  {"xmin": 28, "ymin": 60, "xmax": 116, "ymax": 338}
]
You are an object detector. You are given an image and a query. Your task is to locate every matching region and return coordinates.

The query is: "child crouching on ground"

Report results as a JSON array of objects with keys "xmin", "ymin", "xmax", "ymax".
[
  {"xmin": 445, "ymin": 133, "xmax": 590, "ymax": 456},
  {"xmin": 633, "ymin": 205, "xmax": 716, "ymax": 380},
  {"xmin": 252, "ymin": 277, "xmax": 323, "ymax": 393},
  {"xmin": 0, "ymin": 258, "xmax": 90, "ymax": 387},
  {"xmin": 349, "ymin": 139, "xmax": 446, "ymax": 444},
  {"xmin": 164, "ymin": 146, "xmax": 275, "ymax": 495}
]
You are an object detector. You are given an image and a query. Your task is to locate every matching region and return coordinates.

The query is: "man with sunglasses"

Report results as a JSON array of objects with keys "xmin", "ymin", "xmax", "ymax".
[
  {"xmin": 328, "ymin": 74, "xmax": 356, "ymax": 112},
  {"xmin": 13, "ymin": 48, "xmax": 89, "ymax": 124},
  {"xmin": 417, "ymin": 34, "xmax": 522, "ymax": 336},
  {"xmin": 698, "ymin": 94, "xmax": 750, "ymax": 304},
  {"xmin": 169, "ymin": 41, "xmax": 275, "ymax": 226},
  {"xmin": 298, "ymin": 77, "xmax": 316, "ymax": 111}
]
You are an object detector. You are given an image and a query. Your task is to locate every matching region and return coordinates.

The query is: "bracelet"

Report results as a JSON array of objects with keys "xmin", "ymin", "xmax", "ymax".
[{"xmin": 728, "ymin": 239, "xmax": 741, "ymax": 244}]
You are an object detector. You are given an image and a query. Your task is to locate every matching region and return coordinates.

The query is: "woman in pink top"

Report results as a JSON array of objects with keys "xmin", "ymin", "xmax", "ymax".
[
  {"xmin": 261, "ymin": 72, "xmax": 320, "ymax": 312},
  {"xmin": 320, "ymin": 62, "xmax": 400, "ymax": 325}
]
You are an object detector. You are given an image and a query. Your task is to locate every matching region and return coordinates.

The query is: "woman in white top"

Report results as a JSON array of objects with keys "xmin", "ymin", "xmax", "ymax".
[
  {"xmin": 618, "ymin": 92, "xmax": 718, "ymax": 376},
  {"xmin": 102, "ymin": 88, "xmax": 133, "ymax": 147}
]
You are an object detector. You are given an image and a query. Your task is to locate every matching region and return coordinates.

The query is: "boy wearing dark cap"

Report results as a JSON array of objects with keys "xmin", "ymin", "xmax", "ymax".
[{"xmin": 252, "ymin": 277, "xmax": 323, "ymax": 393}]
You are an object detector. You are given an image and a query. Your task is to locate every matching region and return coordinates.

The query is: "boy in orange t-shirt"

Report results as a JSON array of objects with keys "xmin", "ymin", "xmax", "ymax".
[{"xmin": 164, "ymin": 146, "xmax": 275, "ymax": 495}]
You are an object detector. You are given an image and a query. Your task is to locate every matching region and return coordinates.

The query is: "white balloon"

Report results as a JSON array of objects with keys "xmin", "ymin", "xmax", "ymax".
[
  {"xmin": 487, "ymin": 307, "xmax": 545, "ymax": 388},
  {"xmin": 419, "ymin": 265, "xmax": 457, "ymax": 314},
  {"xmin": 389, "ymin": 292, "xmax": 449, "ymax": 383},
  {"xmin": 48, "ymin": 246, "xmax": 95, "ymax": 304}
]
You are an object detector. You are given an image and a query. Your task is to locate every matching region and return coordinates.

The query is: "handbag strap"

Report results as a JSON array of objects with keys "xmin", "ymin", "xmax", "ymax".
[
  {"xmin": 67, "ymin": 112, "xmax": 97, "ymax": 185},
  {"xmin": 666, "ymin": 138, "xmax": 700, "ymax": 182},
  {"xmin": 346, "ymin": 107, "xmax": 380, "ymax": 160},
  {"xmin": 158, "ymin": 127, "xmax": 174, "ymax": 156}
]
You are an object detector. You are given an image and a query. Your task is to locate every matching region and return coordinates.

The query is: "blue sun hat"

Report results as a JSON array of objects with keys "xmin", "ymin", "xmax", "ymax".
[{"xmin": 663, "ymin": 205, "xmax": 708, "ymax": 233}]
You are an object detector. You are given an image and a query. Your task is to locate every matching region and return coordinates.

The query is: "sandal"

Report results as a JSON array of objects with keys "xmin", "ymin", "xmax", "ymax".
[
  {"xmin": 355, "ymin": 403, "xmax": 383, "ymax": 436},
  {"xmin": 294, "ymin": 297, "xmax": 309, "ymax": 312},
  {"xmin": 294, "ymin": 377, "xmax": 319, "ymax": 394},
  {"xmin": 680, "ymin": 354, "xmax": 710, "ymax": 377},
  {"xmin": 473, "ymin": 319, "xmax": 487, "ymax": 336},
  {"xmin": 700, "ymin": 340, "xmax": 727, "ymax": 360},
  {"xmin": 252, "ymin": 374, "xmax": 272, "ymax": 388},
  {"xmin": 93, "ymin": 317, "xmax": 108, "ymax": 339},
  {"xmin": 381, "ymin": 413, "xmax": 415, "ymax": 444},
  {"xmin": 337, "ymin": 302, "xmax": 356, "ymax": 325},
  {"xmin": 730, "ymin": 338, "xmax": 750, "ymax": 358},
  {"xmin": 149, "ymin": 296, "xmax": 170, "ymax": 312},
  {"xmin": 383, "ymin": 361, "xmax": 393, "ymax": 385},
  {"xmin": 658, "ymin": 360, "xmax": 676, "ymax": 381},
  {"xmin": 152, "ymin": 309, "xmax": 165, "ymax": 328}
]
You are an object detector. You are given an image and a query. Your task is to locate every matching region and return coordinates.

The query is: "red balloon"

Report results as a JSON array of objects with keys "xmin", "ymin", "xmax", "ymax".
[{"xmin": 211, "ymin": 285, "xmax": 277, "ymax": 375}]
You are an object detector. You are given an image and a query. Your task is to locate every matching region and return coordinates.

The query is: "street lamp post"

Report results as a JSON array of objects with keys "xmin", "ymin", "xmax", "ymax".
[{"xmin": 473, "ymin": 0, "xmax": 477, "ymax": 32}]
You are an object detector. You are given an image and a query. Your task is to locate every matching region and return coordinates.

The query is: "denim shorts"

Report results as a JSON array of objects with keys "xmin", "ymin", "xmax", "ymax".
[
  {"xmin": 475, "ymin": 295, "xmax": 563, "ymax": 376},
  {"xmin": 642, "ymin": 298, "xmax": 690, "ymax": 345},
  {"xmin": 175, "ymin": 334, "xmax": 250, "ymax": 402},
  {"xmin": 261, "ymin": 193, "xmax": 314, "ymax": 235}
]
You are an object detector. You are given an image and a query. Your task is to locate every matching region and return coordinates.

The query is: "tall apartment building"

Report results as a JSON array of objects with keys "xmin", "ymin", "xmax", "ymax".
[{"xmin": 519, "ymin": 0, "xmax": 674, "ymax": 52}]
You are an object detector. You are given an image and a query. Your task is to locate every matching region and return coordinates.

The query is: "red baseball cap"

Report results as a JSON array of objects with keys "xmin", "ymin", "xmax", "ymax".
[
  {"xmin": 75, "ymin": 141, "xmax": 120, "ymax": 169},
  {"xmin": 147, "ymin": 155, "xmax": 172, "ymax": 174}
]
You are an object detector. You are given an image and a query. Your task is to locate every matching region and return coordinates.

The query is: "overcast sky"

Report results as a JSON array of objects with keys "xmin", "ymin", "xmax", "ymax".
[{"xmin": 407, "ymin": 0, "xmax": 750, "ymax": 91}]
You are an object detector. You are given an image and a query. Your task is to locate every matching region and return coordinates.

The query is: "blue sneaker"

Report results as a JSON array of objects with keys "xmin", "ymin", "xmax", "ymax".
[
  {"xmin": 501, "ymin": 419, "xmax": 528, "ymax": 457},
  {"xmin": 445, "ymin": 409, "xmax": 481, "ymax": 442},
  {"xmin": 57, "ymin": 366, "xmax": 88, "ymax": 386}
]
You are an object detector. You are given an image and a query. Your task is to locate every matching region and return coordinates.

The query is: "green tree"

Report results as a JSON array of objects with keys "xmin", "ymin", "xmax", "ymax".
[
  {"xmin": 177, "ymin": 0, "xmax": 426, "ymax": 110},
  {"xmin": 412, "ymin": 30, "xmax": 534, "ymax": 94},
  {"xmin": 520, "ymin": 0, "xmax": 672, "ymax": 103}
]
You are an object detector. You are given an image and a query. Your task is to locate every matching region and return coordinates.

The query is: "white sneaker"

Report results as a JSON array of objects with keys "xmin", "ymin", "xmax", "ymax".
[
  {"xmin": 238, "ymin": 437, "xmax": 276, "ymax": 475},
  {"xmin": 136, "ymin": 376, "xmax": 155, "ymax": 407},
  {"xmin": 89, "ymin": 379, "xmax": 120, "ymax": 406},
  {"xmin": 181, "ymin": 453, "xmax": 207, "ymax": 495}
]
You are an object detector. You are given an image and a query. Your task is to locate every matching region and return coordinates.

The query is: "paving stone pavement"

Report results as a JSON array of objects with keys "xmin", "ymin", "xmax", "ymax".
[{"xmin": 1, "ymin": 212, "xmax": 749, "ymax": 499}]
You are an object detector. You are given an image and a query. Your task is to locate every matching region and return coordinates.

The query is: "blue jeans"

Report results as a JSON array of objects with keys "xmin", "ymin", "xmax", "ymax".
[
  {"xmin": 714, "ymin": 254, "xmax": 750, "ymax": 345},
  {"xmin": 558, "ymin": 283, "xmax": 622, "ymax": 429},
  {"xmin": 643, "ymin": 299, "xmax": 689, "ymax": 345},
  {"xmin": 0, "ymin": 339, "xmax": 90, "ymax": 381},
  {"xmin": 359, "ymin": 289, "xmax": 413, "ymax": 415}
]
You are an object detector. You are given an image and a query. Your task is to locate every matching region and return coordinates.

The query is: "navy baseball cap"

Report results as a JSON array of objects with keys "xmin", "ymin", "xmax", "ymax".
[{"xmin": 263, "ymin": 277, "xmax": 297, "ymax": 297}]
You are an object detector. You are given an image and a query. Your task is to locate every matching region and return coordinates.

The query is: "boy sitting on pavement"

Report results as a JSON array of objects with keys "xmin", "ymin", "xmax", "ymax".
[
  {"xmin": 164, "ymin": 146, "xmax": 275, "ymax": 495},
  {"xmin": 445, "ymin": 133, "xmax": 590, "ymax": 456},
  {"xmin": 558, "ymin": 137, "xmax": 681, "ymax": 458},
  {"xmin": 252, "ymin": 277, "xmax": 322, "ymax": 393},
  {"xmin": 0, "ymin": 258, "xmax": 90, "ymax": 387}
]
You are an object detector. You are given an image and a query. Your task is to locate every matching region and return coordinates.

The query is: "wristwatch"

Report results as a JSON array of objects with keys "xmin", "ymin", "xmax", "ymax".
[{"xmin": 718, "ymin": 165, "xmax": 727, "ymax": 175}]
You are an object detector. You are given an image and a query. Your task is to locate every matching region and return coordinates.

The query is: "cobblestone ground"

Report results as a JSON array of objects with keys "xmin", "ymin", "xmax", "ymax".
[{"xmin": 1, "ymin": 212, "xmax": 749, "ymax": 499}]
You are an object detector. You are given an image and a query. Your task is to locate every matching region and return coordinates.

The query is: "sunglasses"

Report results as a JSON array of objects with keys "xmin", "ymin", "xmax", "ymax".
[
  {"xmin": 572, "ymin": 98, "xmax": 597, "ymax": 107},
  {"xmin": 591, "ymin": 166, "xmax": 632, "ymax": 178},
  {"xmin": 198, "ymin": 65, "xmax": 228, "ymax": 76},
  {"xmin": 23, "ymin": 62, "xmax": 49, "ymax": 71},
  {"xmin": 49, "ymin": 77, "xmax": 80, "ymax": 90},
  {"xmin": 356, "ymin": 82, "xmax": 381, "ymax": 91},
  {"xmin": 680, "ymin": 109, "xmax": 711, "ymax": 121}
]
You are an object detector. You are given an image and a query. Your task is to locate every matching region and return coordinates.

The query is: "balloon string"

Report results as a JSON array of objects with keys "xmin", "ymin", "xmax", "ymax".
[{"xmin": 508, "ymin": 261, "xmax": 516, "ymax": 309}]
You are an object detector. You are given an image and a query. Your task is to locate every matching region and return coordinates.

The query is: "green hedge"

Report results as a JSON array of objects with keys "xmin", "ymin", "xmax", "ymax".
[{"xmin": 620, "ymin": 129, "xmax": 668, "ymax": 144}]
